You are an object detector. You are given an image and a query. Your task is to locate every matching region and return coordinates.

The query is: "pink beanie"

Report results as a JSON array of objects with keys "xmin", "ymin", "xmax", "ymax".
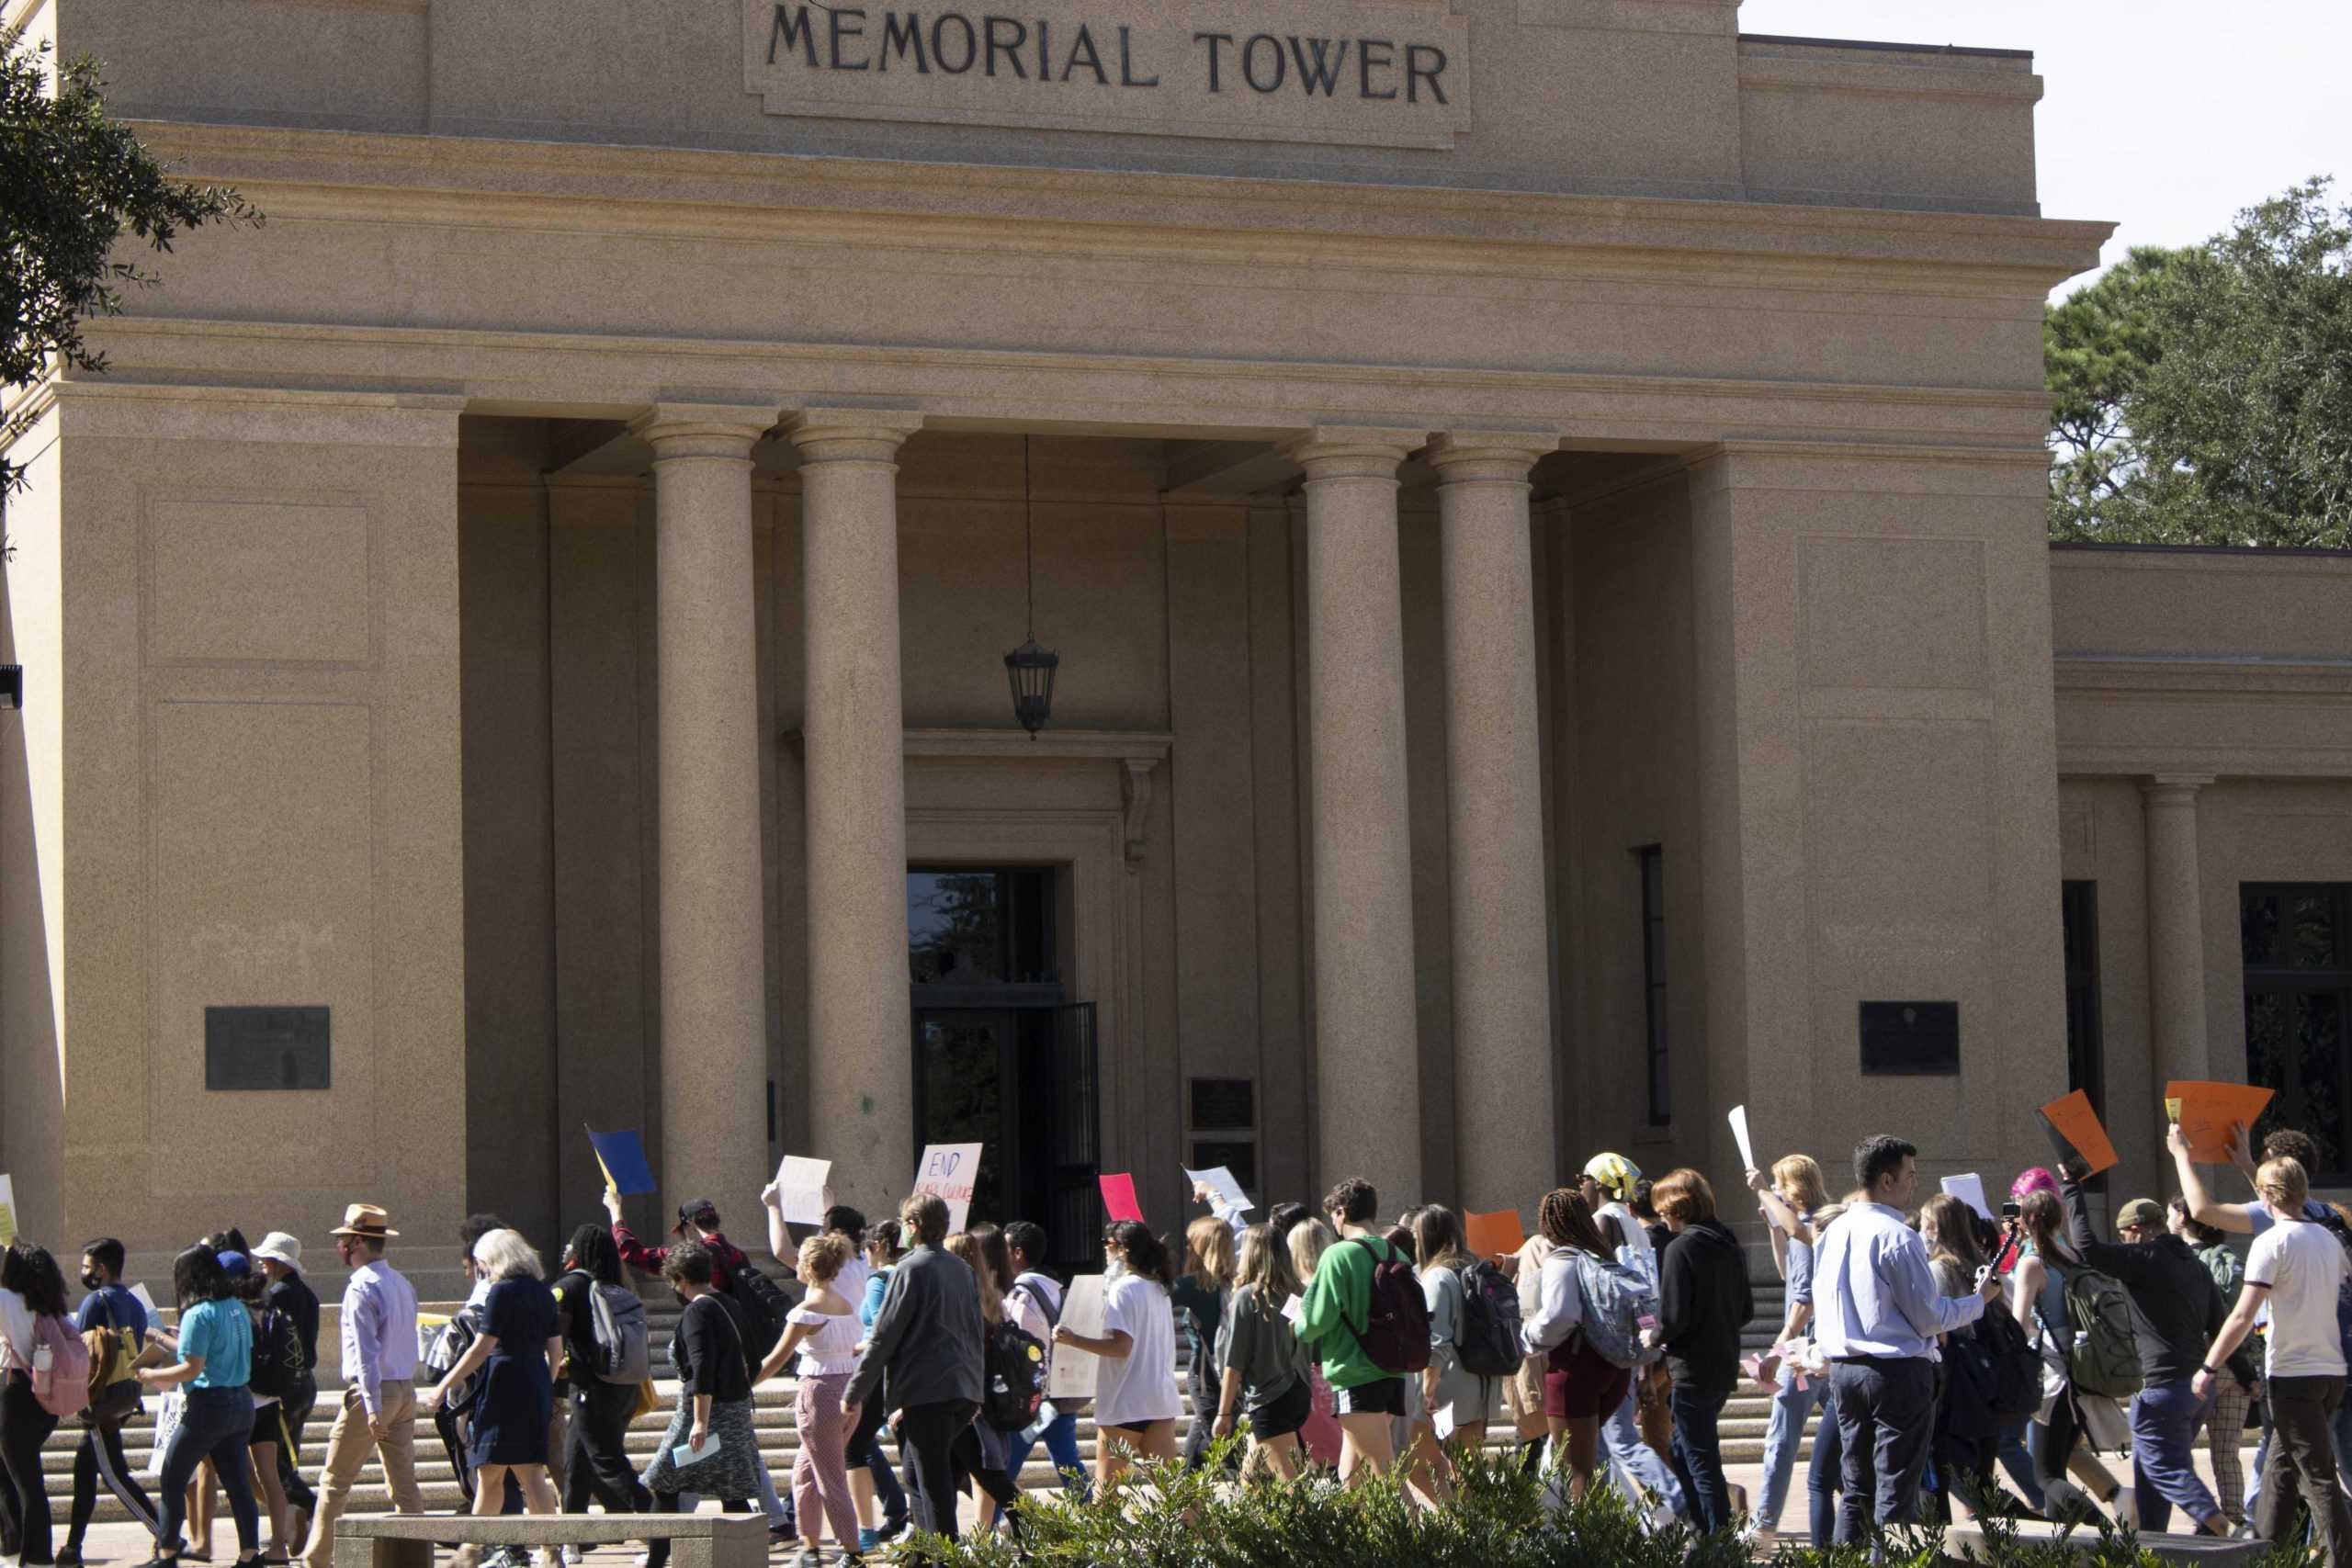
[{"xmin": 2010, "ymin": 1167, "xmax": 2059, "ymax": 1201}]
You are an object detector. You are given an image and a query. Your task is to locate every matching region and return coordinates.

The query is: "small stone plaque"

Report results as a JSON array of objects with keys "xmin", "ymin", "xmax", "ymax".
[
  {"xmin": 1859, "ymin": 1001, "xmax": 1961, "ymax": 1077},
  {"xmin": 205, "ymin": 1006, "xmax": 331, "ymax": 1091},
  {"xmin": 1190, "ymin": 1077, "xmax": 1256, "ymax": 1132}
]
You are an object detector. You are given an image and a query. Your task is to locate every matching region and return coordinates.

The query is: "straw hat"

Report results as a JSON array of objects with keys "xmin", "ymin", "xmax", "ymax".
[{"xmin": 328, "ymin": 1203, "xmax": 399, "ymax": 1240}]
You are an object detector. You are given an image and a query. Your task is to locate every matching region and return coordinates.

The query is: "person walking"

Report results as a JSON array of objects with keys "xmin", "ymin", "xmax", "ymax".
[
  {"xmin": 2008, "ymin": 1189, "xmax": 2133, "ymax": 1525},
  {"xmin": 250, "ymin": 1234, "xmax": 319, "ymax": 1556},
  {"xmin": 1645, "ymin": 1168, "xmax": 1752, "ymax": 1535},
  {"xmin": 2172, "ymin": 1196, "xmax": 2257, "ymax": 1529},
  {"xmin": 1, "ymin": 1243, "xmax": 76, "ymax": 1568},
  {"xmin": 1520, "ymin": 1190, "xmax": 1633, "ymax": 1503},
  {"xmin": 60, "ymin": 1238, "xmax": 161, "ymax": 1565},
  {"xmin": 300, "ymin": 1204, "xmax": 424, "ymax": 1568},
  {"xmin": 1052, "ymin": 1222, "xmax": 1182, "ymax": 1490},
  {"xmin": 1918, "ymin": 1194, "xmax": 2003, "ymax": 1524},
  {"xmin": 222, "ymin": 1254, "xmax": 298, "ymax": 1561},
  {"xmin": 842, "ymin": 1222, "xmax": 910, "ymax": 1552},
  {"xmin": 134, "ymin": 1247, "xmax": 263, "ymax": 1568},
  {"xmin": 1294, "ymin": 1179, "xmax": 1410, "ymax": 1485},
  {"xmin": 843, "ymin": 1195, "xmax": 985, "ymax": 1548},
  {"xmin": 756, "ymin": 1235, "xmax": 864, "ymax": 1568},
  {"xmin": 1577, "ymin": 1154, "xmax": 1685, "ymax": 1523},
  {"xmin": 2056, "ymin": 1163, "xmax": 2230, "ymax": 1536},
  {"xmin": 1173, "ymin": 1219, "xmax": 1235, "ymax": 1472},
  {"xmin": 639, "ymin": 1246, "xmax": 763, "ymax": 1568},
  {"xmin": 420, "ymin": 1230, "xmax": 563, "ymax": 1568},
  {"xmin": 1413, "ymin": 1206, "xmax": 1505, "ymax": 1461},
  {"xmin": 551, "ymin": 1224, "xmax": 650, "ymax": 1522},
  {"xmin": 1000, "ymin": 1223, "xmax": 1084, "ymax": 1507},
  {"xmin": 1745, "ymin": 1157, "xmax": 1826, "ymax": 1548},
  {"xmin": 1211, "ymin": 1224, "xmax": 1314, "ymax": 1480},
  {"xmin": 940, "ymin": 1234, "xmax": 1025, "ymax": 1531},
  {"xmin": 2191, "ymin": 1144, "xmax": 2352, "ymax": 1560},
  {"xmin": 1814, "ymin": 1134, "xmax": 2000, "ymax": 1542},
  {"xmin": 1800, "ymin": 1202, "xmax": 1850, "ymax": 1548}
]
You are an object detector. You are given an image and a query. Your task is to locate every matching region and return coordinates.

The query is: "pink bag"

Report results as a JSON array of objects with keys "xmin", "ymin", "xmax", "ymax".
[{"xmin": 30, "ymin": 1313, "xmax": 91, "ymax": 1419}]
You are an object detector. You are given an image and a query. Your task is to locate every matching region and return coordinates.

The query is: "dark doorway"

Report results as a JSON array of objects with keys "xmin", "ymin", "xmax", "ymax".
[{"xmin": 908, "ymin": 866, "xmax": 1102, "ymax": 1270}]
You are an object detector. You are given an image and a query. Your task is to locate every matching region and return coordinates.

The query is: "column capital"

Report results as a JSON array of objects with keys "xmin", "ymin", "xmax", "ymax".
[
  {"xmin": 1427, "ymin": 430, "xmax": 1562, "ymax": 485},
  {"xmin": 785, "ymin": 406, "xmax": 925, "ymax": 465},
  {"xmin": 2143, "ymin": 772, "xmax": 2217, "ymax": 806},
  {"xmin": 1283, "ymin": 424, "xmax": 1427, "ymax": 482},
  {"xmin": 628, "ymin": 400, "xmax": 783, "ymax": 460}
]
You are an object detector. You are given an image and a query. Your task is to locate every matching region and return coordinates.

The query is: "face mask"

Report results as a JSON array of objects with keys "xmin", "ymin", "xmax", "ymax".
[{"xmin": 80, "ymin": 1270, "xmax": 104, "ymax": 1292}]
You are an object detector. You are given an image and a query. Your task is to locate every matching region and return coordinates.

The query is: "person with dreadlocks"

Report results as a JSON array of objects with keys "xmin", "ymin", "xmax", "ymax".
[
  {"xmin": 1577, "ymin": 1154, "xmax": 1686, "ymax": 1525},
  {"xmin": 1519, "ymin": 1190, "xmax": 1625, "ymax": 1501}
]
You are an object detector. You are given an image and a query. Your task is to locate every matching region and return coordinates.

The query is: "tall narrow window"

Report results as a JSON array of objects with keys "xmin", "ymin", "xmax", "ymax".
[
  {"xmin": 2061, "ymin": 882, "xmax": 2105, "ymax": 1115},
  {"xmin": 2242, "ymin": 883, "xmax": 2352, "ymax": 1180},
  {"xmin": 1638, "ymin": 845, "xmax": 1668, "ymax": 1126}
]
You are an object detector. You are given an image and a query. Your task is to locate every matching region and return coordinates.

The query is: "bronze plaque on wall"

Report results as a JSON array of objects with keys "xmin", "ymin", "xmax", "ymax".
[
  {"xmin": 1858, "ymin": 1001, "xmax": 1960, "ymax": 1077},
  {"xmin": 205, "ymin": 1007, "xmax": 331, "ymax": 1090}
]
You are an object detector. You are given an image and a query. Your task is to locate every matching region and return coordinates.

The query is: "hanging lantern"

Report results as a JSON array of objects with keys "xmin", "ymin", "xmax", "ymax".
[
  {"xmin": 1004, "ymin": 637, "xmax": 1059, "ymax": 736},
  {"xmin": 1003, "ymin": 434, "xmax": 1058, "ymax": 737}
]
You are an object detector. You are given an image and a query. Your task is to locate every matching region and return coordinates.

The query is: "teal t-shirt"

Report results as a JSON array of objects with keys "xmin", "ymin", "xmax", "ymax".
[{"xmin": 180, "ymin": 1298, "xmax": 253, "ymax": 1389}]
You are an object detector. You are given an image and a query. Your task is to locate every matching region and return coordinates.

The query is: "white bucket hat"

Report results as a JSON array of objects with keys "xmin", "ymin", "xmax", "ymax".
[{"xmin": 252, "ymin": 1231, "xmax": 303, "ymax": 1270}]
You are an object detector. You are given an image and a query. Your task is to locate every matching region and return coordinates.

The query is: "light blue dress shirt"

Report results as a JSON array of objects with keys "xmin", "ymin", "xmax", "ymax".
[{"xmin": 1813, "ymin": 1201, "xmax": 1985, "ymax": 1359}]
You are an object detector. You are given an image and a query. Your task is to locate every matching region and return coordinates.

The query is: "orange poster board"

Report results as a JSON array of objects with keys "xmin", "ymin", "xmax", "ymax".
[
  {"xmin": 2166, "ymin": 1079, "xmax": 2277, "ymax": 1165},
  {"xmin": 1464, "ymin": 1210, "xmax": 1525, "ymax": 1259},
  {"xmin": 2039, "ymin": 1090, "xmax": 2120, "ymax": 1177}
]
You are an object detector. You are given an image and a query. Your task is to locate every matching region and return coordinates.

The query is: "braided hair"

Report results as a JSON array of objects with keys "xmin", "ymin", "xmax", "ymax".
[{"xmin": 1537, "ymin": 1189, "xmax": 1610, "ymax": 1258}]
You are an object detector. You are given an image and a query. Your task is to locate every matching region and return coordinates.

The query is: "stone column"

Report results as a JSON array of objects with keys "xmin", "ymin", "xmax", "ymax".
[
  {"xmin": 1430, "ymin": 433, "xmax": 1558, "ymax": 1213},
  {"xmin": 1287, "ymin": 427, "xmax": 1427, "ymax": 1206},
  {"xmin": 632, "ymin": 403, "xmax": 781, "ymax": 1229},
  {"xmin": 2143, "ymin": 773, "xmax": 2215, "ymax": 1090},
  {"xmin": 788, "ymin": 409, "xmax": 925, "ymax": 1212}
]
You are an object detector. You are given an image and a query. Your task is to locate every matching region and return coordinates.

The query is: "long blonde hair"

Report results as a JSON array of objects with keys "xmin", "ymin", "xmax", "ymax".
[
  {"xmin": 1772, "ymin": 1155, "xmax": 1828, "ymax": 1213},
  {"xmin": 1236, "ymin": 1224, "xmax": 1300, "ymax": 1313},
  {"xmin": 1287, "ymin": 1216, "xmax": 1335, "ymax": 1284},
  {"xmin": 1186, "ymin": 1216, "xmax": 1237, "ymax": 1289},
  {"xmin": 944, "ymin": 1233, "xmax": 1003, "ymax": 1325}
]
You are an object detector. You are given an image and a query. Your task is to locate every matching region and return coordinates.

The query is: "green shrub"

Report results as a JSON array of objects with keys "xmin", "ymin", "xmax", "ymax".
[{"xmin": 900, "ymin": 1438, "xmax": 2323, "ymax": 1567}]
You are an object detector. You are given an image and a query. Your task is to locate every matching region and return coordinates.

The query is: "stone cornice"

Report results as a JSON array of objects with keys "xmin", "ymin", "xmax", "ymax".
[
  {"xmin": 2053, "ymin": 654, "xmax": 2352, "ymax": 698},
  {"xmin": 782, "ymin": 727, "xmax": 1174, "ymax": 764},
  {"xmin": 130, "ymin": 119, "xmax": 2112, "ymax": 283}
]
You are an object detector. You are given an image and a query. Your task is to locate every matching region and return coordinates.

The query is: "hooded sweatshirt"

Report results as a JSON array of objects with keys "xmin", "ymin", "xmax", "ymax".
[{"xmin": 1657, "ymin": 1218, "xmax": 1754, "ymax": 1393}]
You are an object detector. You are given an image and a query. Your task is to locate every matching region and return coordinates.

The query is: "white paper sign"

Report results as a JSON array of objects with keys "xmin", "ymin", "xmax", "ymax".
[
  {"xmin": 129, "ymin": 1282, "xmax": 158, "ymax": 1317},
  {"xmin": 0, "ymin": 1173, "xmax": 16, "ymax": 1246},
  {"xmin": 912, "ymin": 1143, "xmax": 985, "ymax": 1234},
  {"xmin": 1183, "ymin": 1165, "xmax": 1255, "ymax": 1214},
  {"xmin": 1046, "ymin": 1274, "xmax": 1109, "ymax": 1401},
  {"xmin": 1728, "ymin": 1105, "xmax": 1755, "ymax": 1173},
  {"xmin": 774, "ymin": 1156, "xmax": 832, "ymax": 1227},
  {"xmin": 1941, "ymin": 1173, "xmax": 1995, "ymax": 1223}
]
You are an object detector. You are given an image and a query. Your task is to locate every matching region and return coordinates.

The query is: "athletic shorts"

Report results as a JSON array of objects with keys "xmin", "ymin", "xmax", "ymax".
[
  {"xmin": 1544, "ymin": 1339, "xmax": 1632, "ymax": 1421},
  {"xmin": 1246, "ymin": 1379, "xmax": 1312, "ymax": 1440},
  {"xmin": 1330, "ymin": 1377, "xmax": 1407, "ymax": 1418}
]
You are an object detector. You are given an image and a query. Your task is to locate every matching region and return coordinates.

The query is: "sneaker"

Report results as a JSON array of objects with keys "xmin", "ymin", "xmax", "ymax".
[
  {"xmin": 562, "ymin": 1550, "xmax": 583, "ymax": 1566},
  {"xmin": 787, "ymin": 1551, "xmax": 821, "ymax": 1568},
  {"xmin": 1744, "ymin": 1524, "xmax": 1778, "ymax": 1551},
  {"xmin": 854, "ymin": 1530, "xmax": 879, "ymax": 1554},
  {"xmin": 2041, "ymin": 1478, "xmax": 2091, "ymax": 1522}
]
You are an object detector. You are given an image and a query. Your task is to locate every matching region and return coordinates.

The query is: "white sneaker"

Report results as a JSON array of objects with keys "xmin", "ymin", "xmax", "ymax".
[
  {"xmin": 2041, "ymin": 1478, "xmax": 2091, "ymax": 1521},
  {"xmin": 2113, "ymin": 1486, "xmax": 2137, "ymax": 1528},
  {"xmin": 1744, "ymin": 1524, "xmax": 1778, "ymax": 1551},
  {"xmin": 562, "ymin": 1551, "xmax": 582, "ymax": 1566}
]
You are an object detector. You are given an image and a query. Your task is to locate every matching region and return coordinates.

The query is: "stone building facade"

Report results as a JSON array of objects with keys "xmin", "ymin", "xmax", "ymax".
[{"xmin": 5, "ymin": 0, "xmax": 2350, "ymax": 1276}]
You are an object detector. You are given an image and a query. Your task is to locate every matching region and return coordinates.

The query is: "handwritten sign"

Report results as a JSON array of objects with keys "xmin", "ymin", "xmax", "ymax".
[
  {"xmin": 774, "ymin": 1156, "xmax": 831, "ymax": 1227},
  {"xmin": 2040, "ymin": 1090, "xmax": 2120, "ymax": 1177},
  {"xmin": 2167, "ymin": 1081, "xmax": 2276, "ymax": 1166},
  {"xmin": 1046, "ymin": 1273, "xmax": 1107, "ymax": 1401},
  {"xmin": 1100, "ymin": 1173, "xmax": 1145, "ymax": 1225},
  {"xmin": 914, "ymin": 1143, "xmax": 984, "ymax": 1233}
]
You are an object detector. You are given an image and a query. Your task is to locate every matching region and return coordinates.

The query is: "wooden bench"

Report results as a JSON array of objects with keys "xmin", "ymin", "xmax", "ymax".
[{"xmin": 332, "ymin": 1513, "xmax": 767, "ymax": 1568}]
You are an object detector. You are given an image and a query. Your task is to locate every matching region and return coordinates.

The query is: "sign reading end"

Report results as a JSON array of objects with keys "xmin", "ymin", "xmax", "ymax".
[{"xmin": 744, "ymin": 0, "xmax": 1469, "ymax": 150}]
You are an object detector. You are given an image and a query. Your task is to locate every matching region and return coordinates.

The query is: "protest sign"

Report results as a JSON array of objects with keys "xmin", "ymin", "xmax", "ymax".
[
  {"xmin": 1183, "ymin": 1165, "xmax": 1254, "ymax": 1214},
  {"xmin": 2167, "ymin": 1080, "xmax": 2276, "ymax": 1165},
  {"xmin": 774, "ymin": 1156, "xmax": 831, "ymax": 1227},
  {"xmin": 0, "ymin": 1174, "xmax": 15, "ymax": 1246},
  {"xmin": 1046, "ymin": 1273, "xmax": 1108, "ymax": 1401},
  {"xmin": 915, "ymin": 1143, "xmax": 985, "ymax": 1232},
  {"xmin": 583, "ymin": 1126, "xmax": 657, "ymax": 1196},
  {"xmin": 1100, "ymin": 1173, "xmax": 1145, "ymax": 1225},
  {"xmin": 1728, "ymin": 1105, "xmax": 1756, "ymax": 1173},
  {"xmin": 1941, "ymin": 1173, "xmax": 1994, "ymax": 1223},
  {"xmin": 2039, "ymin": 1090, "xmax": 2120, "ymax": 1177},
  {"xmin": 129, "ymin": 1282, "xmax": 158, "ymax": 1318},
  {"xmin": 1464, "ymin": 1210, "xmax": 1525, "ymax": 1259}
]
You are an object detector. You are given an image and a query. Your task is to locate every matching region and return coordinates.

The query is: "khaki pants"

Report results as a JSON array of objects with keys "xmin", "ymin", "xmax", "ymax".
[{"xmin": 301, "ymin": 1380, "xmax": 423, "ymax": 1568}]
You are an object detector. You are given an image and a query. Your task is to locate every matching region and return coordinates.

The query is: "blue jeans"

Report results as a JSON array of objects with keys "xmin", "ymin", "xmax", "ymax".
[
  {"xmin": 1758, "ymin": 1364, "xmax": 1822, "ymax": 1531},
  {"xmin": 1007, "ymin": 1406, "xmax": 1087, "ymax": 1499},
  {"xmin": 156, "ymin": 1387, "xmax": 260, "ymax": 1557},
  {"xmin": 1602, "ymin": 1383, "xmax": 1685, "ymax": 1516},
  {"xmin": 2132, "ymin": 1378, "xmax": 2220, "ymax": 1532},
  {"xmin": 1830, "ymin": 1356, "xmax": 1935, "ymax": 1544},
  {"xmin": 1667, "ymin": 1382, "xmax": 1734, "ymax": 1535},
  {"xmin": 1808, "ymin": 1403, "xmax": 1844, "ymax": 1547},
  {"xmin": 1996, "ymin": 1416, "xmax": 2044, "ymax": 1513}
]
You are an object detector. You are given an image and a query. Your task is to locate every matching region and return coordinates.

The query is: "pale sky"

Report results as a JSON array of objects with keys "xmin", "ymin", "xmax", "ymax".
[{"xmin": 1736, "ymin": 0, "xmax": 2352, "ymax": 299}]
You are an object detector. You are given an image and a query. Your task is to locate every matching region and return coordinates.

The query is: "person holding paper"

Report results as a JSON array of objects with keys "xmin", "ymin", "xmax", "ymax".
[
  {"xmin": 1173, "ymin": 1220, "xmax": 1236, "ymax": 1472},
  {"xmin": 1051, "ymin": 1221, "xmax": 1182, "ymax": 1488},
  {"xmin": 1743, "ymin": 1155, "xmax": 1826, "ymax": 1549},
  {"xmin": 605, "ymin": 1192, "xmax": 752, "ymax": 1296},
  {"xmin": 843, "ymin": 1195, "xmax": 985, "ymax": 1547},
  {"xmin": 638, "ymin": 1244, "xmax": 763, "ymax": 1568},
  {"xmin": 2192, "ymin": 1150, "xmax": 2352, "ymax": 1562},
  {"xmin": 1814, "ymin": 1134, "xmax": 2000, "ymax": 1543},
  {"xmin": 1917, "ymin": 1195, "xmax": 2005, "ymax": 1524},
  {"xmin": 1211, "ymin": 1225, "xmax": 1314, "ymax": 1479},
  {"xmin": 2052, "ymin": 1163, "xmax": 2231, "ymax": 1536},
  {"xmin": 753, "ymin": 1234, "xmax": 865, "ymax": 1568}
]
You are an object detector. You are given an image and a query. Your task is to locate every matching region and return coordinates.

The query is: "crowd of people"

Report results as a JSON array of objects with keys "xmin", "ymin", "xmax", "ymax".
[{"xmin": 3, "ymin": 1114, "xmax": 2350, "ymax": 1565}]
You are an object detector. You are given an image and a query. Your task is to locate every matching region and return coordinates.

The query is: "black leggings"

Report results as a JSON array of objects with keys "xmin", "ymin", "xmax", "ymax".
[
  {"xmin": 898, "ymin": 1402, "xmax": 976, "ymax": 1544},
  {"xmin": 0, "ymin": 1374, "xmax": 62, "ymax": 1565},
  {"xmin": 65, "ymin": 1418, "xmax": 160, "ymax": 1550}
]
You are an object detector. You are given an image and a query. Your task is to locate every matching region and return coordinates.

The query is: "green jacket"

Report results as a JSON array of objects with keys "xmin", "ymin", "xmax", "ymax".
[{"xmin": 1295, "ymin": 1232, "xmax": 1400, "ymax": 1389}]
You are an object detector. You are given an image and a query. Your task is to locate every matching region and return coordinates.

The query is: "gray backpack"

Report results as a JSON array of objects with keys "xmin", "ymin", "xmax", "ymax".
[
  {"xmin": 584, "ymin": 1283, "xmax": 650, "ymax": 1385},
  {"xmin": 1573, "ymin": 1253, "xmax": 1657, "ymax": 1370}
]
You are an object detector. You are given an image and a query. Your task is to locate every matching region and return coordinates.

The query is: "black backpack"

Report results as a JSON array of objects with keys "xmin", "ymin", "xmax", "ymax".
[
  {"xmin": 248, "ymin": 1303, "xmax": 307, "ymax": 1403},
  {"xmin": 723, "ymin": 1260, "xmax": 791, "ymax": 1370},
  {"xmin": 1973, "ymin": 1300, "xmax": 2043, "ymax": 1424},
  {"xmin": 1453, "ymin": 1260, "xmax": 1524, "ymax": 1379},
  {"xmin": 982, "ymin": 1316, "xmax": 1047, "ymax": 1433},
  {"xmin": 1345, "ymin": 1237, "xmax": 1432, "ymax": 1376}
]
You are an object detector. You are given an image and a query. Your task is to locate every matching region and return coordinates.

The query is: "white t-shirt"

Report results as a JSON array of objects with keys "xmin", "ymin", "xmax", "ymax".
[
  {"xmin": 2247, "ymin": 1217, "xmax": 2348, "ymax": 1378},
  {"xmin": 1094, "ymin": 1274, "xmax": 1179, "ymax": 1427}
]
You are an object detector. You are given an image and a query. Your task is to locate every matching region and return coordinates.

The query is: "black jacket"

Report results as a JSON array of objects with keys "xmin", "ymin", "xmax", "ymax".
[
  {"xmin": 265, "ymin": 1271, "xmax": 322, "ymax": 1381},
  {"xmin": 844, "ymin": 1243, "xmax": 985, "ymax": 1415},
  {"xmin": 1657, "ymin": 1219, "xmax": 1754, "ymax": 1393},
  {"xmin": 2062, "ymin": 1178, "xmax": 2227, "ymax": 1384},
  {"xmin": 671, "ymin": 1292, "xmax": 753, "ymax": 1403}
]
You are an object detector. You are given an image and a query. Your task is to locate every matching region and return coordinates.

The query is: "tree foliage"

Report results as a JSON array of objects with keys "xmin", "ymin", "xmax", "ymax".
[
  {"xmin": 2047, "ymin": 178, "xmax": 2352, "ymax": 547},
  {"xmin": 1, "ymin": 23, "xmax": 260, "ymax": 500}
]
